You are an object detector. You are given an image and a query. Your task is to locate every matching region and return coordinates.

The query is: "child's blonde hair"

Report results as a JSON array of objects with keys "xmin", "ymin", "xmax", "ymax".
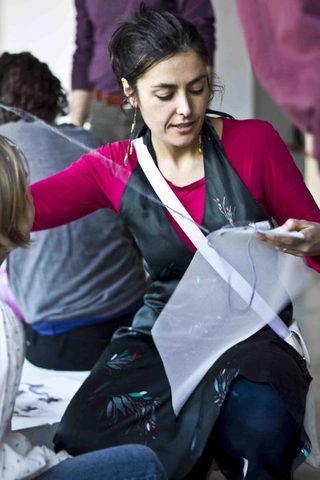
[{"xmin": 0, "ymin": 135, "xmax": 30, "ymax": 250}]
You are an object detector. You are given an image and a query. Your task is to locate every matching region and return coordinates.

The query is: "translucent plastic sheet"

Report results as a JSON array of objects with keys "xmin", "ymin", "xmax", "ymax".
[
  {"xmin": 152, "ymin": 226, "xmax": 320, "ymax": 466},
  {"xmin": 152, "ymin": 226, "xmax": 316, "ymax": 414}
]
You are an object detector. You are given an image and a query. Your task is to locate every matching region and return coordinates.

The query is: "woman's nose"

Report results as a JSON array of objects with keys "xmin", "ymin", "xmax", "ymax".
[{"xmin": 176, "ymin": 95, "xmax": 192, "ymax": 117}]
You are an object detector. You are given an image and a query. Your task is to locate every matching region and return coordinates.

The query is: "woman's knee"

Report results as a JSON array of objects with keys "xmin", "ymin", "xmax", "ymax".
[{"xmin": 217, "ymin": 377, "xmax": 297, "ymax": 449}]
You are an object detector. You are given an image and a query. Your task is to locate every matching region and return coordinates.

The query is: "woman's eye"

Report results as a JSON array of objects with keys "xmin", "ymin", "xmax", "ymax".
[
  {"xmin": 156, "ymin": 94, "xmax": 174, "ymax": 102},
  {"xmin": 190, "ymin": 88, "xmax": 204, "ymax": 96},
  {"xmin": 156, "ymin": 88, "xmax": 204, "ymax": 101}
]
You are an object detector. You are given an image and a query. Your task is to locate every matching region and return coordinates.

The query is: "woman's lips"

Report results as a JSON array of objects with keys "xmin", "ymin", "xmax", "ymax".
[{"xmin": 171, "ymin": 121, "xmax": 195, "ymax": 133}]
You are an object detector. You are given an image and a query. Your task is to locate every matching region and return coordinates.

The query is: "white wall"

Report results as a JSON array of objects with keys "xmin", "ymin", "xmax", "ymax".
[
  {"xmin": 0, "ymin": 0, "xmax": 254, "ymax": 118},
  {"xmin": 212, "ymin": 0, "xmax": 254, "ymax": 118},
  {"xmin": 0, "ymin": 0, "xmax": 76, "ymax": 93}
]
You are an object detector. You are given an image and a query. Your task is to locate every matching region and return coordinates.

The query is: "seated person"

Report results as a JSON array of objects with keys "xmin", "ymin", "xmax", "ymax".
[
  {"xmin": 0, "ymin": 134, "xmax": 167, "ymax": 480},
  {"xmin": 0, "ymin": 52, "xmax": 147, "ymax": 370}
]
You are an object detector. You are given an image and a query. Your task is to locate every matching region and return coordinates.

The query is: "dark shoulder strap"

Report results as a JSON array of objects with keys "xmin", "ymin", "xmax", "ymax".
[{"xmin": 205, "ymin": 109, "xmax": 235, "ymax": 120}]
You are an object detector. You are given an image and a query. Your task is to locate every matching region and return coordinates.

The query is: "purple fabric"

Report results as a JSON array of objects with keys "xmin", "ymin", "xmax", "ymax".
[
  {"xmin": 72, "ymin": 0, "xmax": 215, "ymax": 93},
  {"xmin": 236, "ymin": 0, "xmax": 320, "ymax": 165}
]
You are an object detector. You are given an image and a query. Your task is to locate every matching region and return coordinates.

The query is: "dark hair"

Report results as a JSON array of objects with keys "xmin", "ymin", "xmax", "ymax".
[
  {"xmin": 0, "ymin": 52, "xmax": 68, "ymax": 123},
  {"xmin": 109, "ymin": 3, "xmax": 210, "ymax": 97}
]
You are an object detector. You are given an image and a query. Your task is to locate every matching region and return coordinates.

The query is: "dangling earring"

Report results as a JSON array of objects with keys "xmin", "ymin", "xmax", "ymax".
[
  {"xmin": 124, "ymin": 107, "xmax": 137, "ymax": 166},
  {"xmin": 198, "ymin": 133, "xmax": 203, "ymax": 154}
]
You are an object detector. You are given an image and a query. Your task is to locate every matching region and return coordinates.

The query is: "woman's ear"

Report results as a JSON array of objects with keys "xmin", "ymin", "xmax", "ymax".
[{"xmin": 121, "ymin": 78, "xmax": 137, "ymax": 107}]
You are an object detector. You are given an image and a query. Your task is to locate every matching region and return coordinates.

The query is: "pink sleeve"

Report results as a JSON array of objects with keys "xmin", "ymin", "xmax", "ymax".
[
  {"xmin": 30, "ymin": 149, "xmax": 115, "ymax": 231},
  {"xmin": 262, "ymin": 123, "xmax": 320, "ymax": 272}
]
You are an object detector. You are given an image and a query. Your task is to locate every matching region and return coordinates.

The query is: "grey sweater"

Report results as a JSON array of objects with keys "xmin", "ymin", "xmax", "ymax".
[{"xmin": 0, "ymin": 121, "xmax": 146, "ymax": 326}]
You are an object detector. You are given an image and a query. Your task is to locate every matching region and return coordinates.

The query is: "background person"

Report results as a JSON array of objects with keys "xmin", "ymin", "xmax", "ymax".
[
  {"xmin": 0, "ymin": 135, "xmax": 167, "ymax": 480},
  {"xmin": 0, "ymin": 52, "xmax": 147, "ymax": 371}
]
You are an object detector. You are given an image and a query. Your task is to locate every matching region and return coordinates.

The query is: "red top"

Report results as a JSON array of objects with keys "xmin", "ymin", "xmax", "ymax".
[{"xmin": 31, "ymin": 118, "xmax": 320, "ymax": 271}]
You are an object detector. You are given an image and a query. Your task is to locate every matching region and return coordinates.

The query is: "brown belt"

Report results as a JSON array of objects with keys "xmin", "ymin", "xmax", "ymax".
[{"xmin": 91, "ymin": 87, "xmax": 123, "ymax": 106}]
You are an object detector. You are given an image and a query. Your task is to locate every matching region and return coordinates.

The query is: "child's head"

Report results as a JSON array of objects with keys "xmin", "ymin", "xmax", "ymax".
[{"xmin": 0, "ymin": 135, "xmax": 34, "ymax": 253}]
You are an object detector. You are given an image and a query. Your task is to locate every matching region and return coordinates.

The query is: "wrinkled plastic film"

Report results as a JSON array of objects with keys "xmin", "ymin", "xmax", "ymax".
[{"xmin": 152, "ymin": 227, "xmax": 316, "ymax": 416}]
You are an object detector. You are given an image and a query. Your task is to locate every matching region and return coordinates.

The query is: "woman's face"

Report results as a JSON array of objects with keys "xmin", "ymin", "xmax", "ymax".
[{"xmin": 126, "ymin": 49, "xmax": 210, "ymax": 150}]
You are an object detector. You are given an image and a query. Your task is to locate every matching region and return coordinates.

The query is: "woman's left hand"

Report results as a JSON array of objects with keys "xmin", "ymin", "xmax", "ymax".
[{"xmin": 256, "ymin": 219, "xmax": 320, "ymax": 257}]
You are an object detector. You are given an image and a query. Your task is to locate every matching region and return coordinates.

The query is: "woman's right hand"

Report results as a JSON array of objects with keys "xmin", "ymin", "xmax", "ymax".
[{"xmin": 256, "ymin": 218, "xmax": 320, "ymax": 257}]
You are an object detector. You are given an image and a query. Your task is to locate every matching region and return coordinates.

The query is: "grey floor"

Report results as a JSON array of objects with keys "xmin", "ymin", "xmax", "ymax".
[{"xmin": 210, "ymin": 275, "xmax": 320, "ymax": 480}]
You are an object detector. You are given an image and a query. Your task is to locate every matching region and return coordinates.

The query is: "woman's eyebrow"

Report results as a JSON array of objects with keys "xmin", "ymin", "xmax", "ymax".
[
  {"xmin": 187, "ymin": 74, "xmax": 207, "ymax": 86},
  {"xmin": 151, "ymin": 74, "xmax": 207, "ymax": 90}
]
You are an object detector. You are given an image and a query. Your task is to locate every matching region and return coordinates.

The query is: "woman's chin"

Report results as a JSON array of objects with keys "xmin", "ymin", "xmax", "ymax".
[{"xmin": 171, "ymin": 136, "xmax": 198, "ymax": 150}]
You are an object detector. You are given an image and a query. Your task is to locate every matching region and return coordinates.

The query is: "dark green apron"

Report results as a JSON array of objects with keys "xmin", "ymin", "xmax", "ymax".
[{"xmin": 116, "ymin": 117, "xmax": 269, "ymax": 337}]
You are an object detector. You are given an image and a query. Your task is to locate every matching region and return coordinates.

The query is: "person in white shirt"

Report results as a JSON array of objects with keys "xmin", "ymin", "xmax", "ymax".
[{"xmin": 0, "ymin": 135, "xmax": 167, "ymax": 480}]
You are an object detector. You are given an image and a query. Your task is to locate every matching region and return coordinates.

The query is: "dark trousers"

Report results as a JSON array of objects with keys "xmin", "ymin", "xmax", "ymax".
[
  {"xmin": 24, "ymin": 312, "xmax": 136, "ymax": 371},
  {"xmin": 38, "ymin": 444, "xmax": 167, "ymax": 480},
  {"xmin": 184, "ymin": 377, "xmax": 300, "ymax": 480}
]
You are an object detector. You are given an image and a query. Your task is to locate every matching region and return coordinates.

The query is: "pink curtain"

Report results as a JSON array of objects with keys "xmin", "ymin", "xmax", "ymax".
[{"xmin": 236, "ymin": 0, "xmax": 320, "ymax": 165}]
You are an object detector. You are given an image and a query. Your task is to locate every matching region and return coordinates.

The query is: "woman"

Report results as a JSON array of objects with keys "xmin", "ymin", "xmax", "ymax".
[
  {"xmin": 29, "ymin": 6, "xmax": 320, "ymax": 480},
  {"xmin": 0, "ymin": 136, "xmax": 167, "ymax": 480}
]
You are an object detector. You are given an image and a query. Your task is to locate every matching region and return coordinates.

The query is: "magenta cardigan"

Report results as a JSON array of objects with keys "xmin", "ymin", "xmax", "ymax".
[{"xmin": 31, "ymin": 118, "xmax": 320, "ymax": 271}]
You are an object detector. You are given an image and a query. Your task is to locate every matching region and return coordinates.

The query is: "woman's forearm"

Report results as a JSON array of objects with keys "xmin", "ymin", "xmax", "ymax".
[{"xmin": 30, "ymin": 154, "xmax": 112, "ymax": 231}]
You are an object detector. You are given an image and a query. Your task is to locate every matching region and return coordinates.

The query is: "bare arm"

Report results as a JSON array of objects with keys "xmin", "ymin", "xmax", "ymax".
[{"xmin": 70, "ymin": 89, "xmax": 91, "ymax": 127}]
